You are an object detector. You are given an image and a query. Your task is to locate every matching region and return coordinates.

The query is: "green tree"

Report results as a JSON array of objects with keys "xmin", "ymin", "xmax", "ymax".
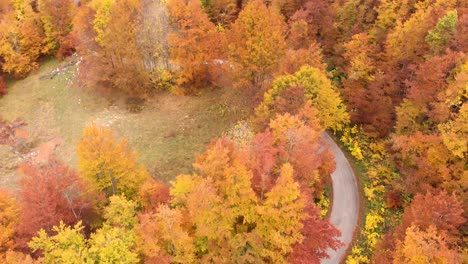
[{"xmin": 426, "ymin": 10, "xmax": 458, "ymax": 54}]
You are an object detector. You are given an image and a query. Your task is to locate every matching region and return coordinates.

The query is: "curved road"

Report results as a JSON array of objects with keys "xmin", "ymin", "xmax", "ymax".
[{"xmin": 321, "ymin": 132, "xmax": 360, "ymax": 264}]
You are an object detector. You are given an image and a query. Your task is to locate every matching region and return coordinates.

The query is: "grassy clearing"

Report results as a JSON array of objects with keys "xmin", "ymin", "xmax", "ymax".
[{"xmin": 0, "ymin": 58, "xmax": 250, "ymax": 187}]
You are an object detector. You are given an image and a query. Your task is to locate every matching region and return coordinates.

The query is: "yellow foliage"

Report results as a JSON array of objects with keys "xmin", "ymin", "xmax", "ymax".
[
  {"xmin": 346, "ymin": 246, "xmax": 370, "ymax": 264},
  {"xmin": 77, "ymin": 123, "xmax": 149, "ymax": 199},
  {"xmin": 364, "ymin": 210, "xmax": 384, "ymax": 248},
  {"xmin": 0, "ymin": 192, "xmax": 19, "ymax": 256}
]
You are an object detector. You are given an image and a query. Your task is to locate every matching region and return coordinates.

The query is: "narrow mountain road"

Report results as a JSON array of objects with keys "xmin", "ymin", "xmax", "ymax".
[{"xmin": 321, "ymin": 132, "xmax": 360, "ymax": 264}]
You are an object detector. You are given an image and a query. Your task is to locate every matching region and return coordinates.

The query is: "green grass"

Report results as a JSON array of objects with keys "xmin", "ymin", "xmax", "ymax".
[{"xmin": 0, "ymin": 58, "xmax": 250, "ymax": 187}]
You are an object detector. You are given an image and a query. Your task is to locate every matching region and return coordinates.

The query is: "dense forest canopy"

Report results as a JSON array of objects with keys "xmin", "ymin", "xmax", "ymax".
[{"xmin": 0, "ymin": 0, "xmax": 466, "ymax": 263}]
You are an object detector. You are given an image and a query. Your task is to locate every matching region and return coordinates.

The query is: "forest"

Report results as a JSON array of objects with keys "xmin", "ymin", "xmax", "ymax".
[{"xmin": 0, "ymin": 0, "xmax": 466, "ymax": 263}]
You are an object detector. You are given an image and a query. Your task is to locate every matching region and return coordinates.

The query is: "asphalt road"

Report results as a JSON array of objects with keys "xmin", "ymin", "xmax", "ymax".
[{"xmin": 321, "ymin": 132, "xmax": 360, "ymax": 264}]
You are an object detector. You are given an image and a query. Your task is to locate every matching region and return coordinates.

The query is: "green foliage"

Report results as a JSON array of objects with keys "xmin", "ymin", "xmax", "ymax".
[{"xmin": 426, "ymin": 10, "xmax": 458, "ymax": 54}]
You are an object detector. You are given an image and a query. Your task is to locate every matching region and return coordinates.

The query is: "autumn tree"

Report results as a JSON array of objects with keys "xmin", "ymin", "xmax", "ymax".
[
  {"xmin": 139, "ymin": 134, "xmax": 340, "ymax": 263},
  {"xmin": 228, "ymin": 0, "xmax": 287, "ymax": 89},
  {"xmin": 77, "ymin": 123, "xmax": 150, "ymax": 199},
  {"xmin": 393, "ymin": 225, "xmax": 462, "ymax": 264},
  {"xmin": 167, "ymin": 0, "xmax": 226, "ymax": 94},
  {"xmin": 426, "ymin": 10, "xmax": 458, "ymax": 54},
  {"xmin": 29, "ymin": 195, "xmax": 140, "ymax": 263},
  {"xmin": 137, "ymin": 0, "xmax": 171, "ymax": 90},
  {"xmin": 403, "ymin": 51, "xmax": 463, "ymax": 124},
  {"xmin": 73, "ymin": 0, "xmax": 155, "ymax": 95},
  {"xmin": 439, "ymin": 104, "xmax": 468, "ymax": 159},
  {"xmin": 0, "ymin": 0, "xmax": 46, "ymax": 77},
  {"xmin": 87, "ymin": 195, "xmax": 140, "ymax": 263},
  {"xmin": 137, "ymin": 178, "xmax": 170, "ymax": 212},
  {"xmin": 334, "ymin": 0, "xmax": 377, "ymax": 42},
  {"xmin": 268, "ymin": 112, "xmax": 335, "ymax": 195},
  {"xmin": 0, "ymin": 190, "xmax": 19, "ymax": 257},
  {"xmin": 288, "ymin": 0, "xmax": 338, "ymax": 58},
  {"xmin": 254, "ymin": 66, "xmax": 350, "ymax": 132},
  {"xmin": 201, "ymin": 0, "xmax": 238, "ymax": 26},
  {"xmin": 397, "ymin": 191, "xmax": 465, "ymax": 244},
  {"xmin": 255, "ymin": 163, "xmax": 306, "ymax": 262},
  {"xmin": 93, "ymin": 0, "xmax": 152, "ymax": 95},
  {"xmin": 16, "ymin": 160, "xmax": 93, "ymax": 250},
  {"xmin": 385, "ymin": 0, "xmax": 457, "ymax": 64},
  {"xmin": 37, "ymin": 0, "xmax": 76, "ymax": 57},
  {"xmin": 276, "ymin": 40, "xmax": 328, "ymax": 76},
  {"xmin": 391, "ymin": 132, "xmax": 464, "ymax": 194},
  {"xmin": 288, "ymin": 195, "xmax": 343, "ymax": 264},
  {"xmin": 29, "ymin": 222, "xmax": 88, "ymax": 263},
  {"xmin": 243, "ymin": 130, "xmax": 278, "ymax": 196}
]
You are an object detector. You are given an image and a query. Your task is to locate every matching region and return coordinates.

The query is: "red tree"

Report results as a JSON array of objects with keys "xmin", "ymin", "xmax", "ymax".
[
  {"xmin": 16, "ymin": 160, "xmax": 95, "ymax": 250},
  {"xmin": 397, "ymin": 191, "xmax": 465, "ymax": 244},
  {"xmin": 244, "ymin": 130, "xmax": 279, "ymax": 197},
  {"xmin": 288, "ymin": 195, "xmax": 343, "ymax": 263}
]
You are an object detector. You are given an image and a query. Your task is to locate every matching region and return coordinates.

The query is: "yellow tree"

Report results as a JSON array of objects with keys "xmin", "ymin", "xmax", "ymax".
[
  {"xmin": 77, "ymin": 123, "xmax": 149, "ymax": 199},
  {"xmin": 256, "ymin": 163, "xmax": 306, "ymax": 262},
  {"xmin": 0, "ymin": 190, "xmax": 19, "ymax": 257},
  {"xmin": 138, "ymin": 138, "xmax": 314, "ymax": 263},
  {"xmin": 439, "ymin": 104, "xmax": 468, "ymax": 159},
  {"xmin": 37, "ymin": 0, "xmax": 76, "ymax": 56},
  {"xmin": 385, "ymin": 0, "xmax": 457, "ymax": 64},
  {"xmin": 87, "ymin": 196, "xmax": 140, "ymax": 263},
  {"xmin": 393, "ymin": 225, "xmax": 462, "ymax": 264},
  {"xmin": 28, "ymin": 222, "xmax": 88, "ymax": 264},
  {"xmin": 0, "ymin": 0, "xmax": 46, "ymax": 77},
  {"xmin": 29, "ymin": 196, "xmax": 140, "ymax": 264},
  {"xmin": 228, "ymin": 0, "xmax": 287, "ymax": 89},
  {"xmin": 254, "ymin": 66, "xmax": 350, "ymax": 132}
]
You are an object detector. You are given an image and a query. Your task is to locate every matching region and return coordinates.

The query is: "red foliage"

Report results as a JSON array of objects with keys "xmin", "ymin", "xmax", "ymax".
[
  {"xmin": 274, "ymin": 85, "xmax": 307, "ymax": 116},
  {"xmin": 288, "ymin": 194, "xmax": 343, "ymax": 263},
  {"xmin": 245, "ymin": 130, "xmax": 279, "ymax": 196},
  {"xmin": 406, "ymin": 51, "xmax": 464, "ymax": 123},
  {"xmin": 0, "ymin": 76, "xmax": 6, "ymax": 96},
  {"xmin": 391, "ymin": 132, "xmax": 463, "ymax": 195},
  {"xmin": 385, "ymin": 191, "xmax": 402, "ymax": 209},
  {"xmin": 274, "ymin": 123, "xmax": 335, "ymax": 196},
  {"xmin": 15, "ymin": 160, "xmax": 95, "ymax": 250},
  {"xmin": 289, "ymin": 0, "xmax": 338, "ymax": 57},
  {"xmin": 397, "ymin": 191, "xmax": 465, "ymax": 244},
  {"xmin": 373, "ymin": 190, "xmax": 465, "ymax": 263},
  {"xmin": 138, "ymin": 178, "xmax": 171, "ymax": 212}
]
